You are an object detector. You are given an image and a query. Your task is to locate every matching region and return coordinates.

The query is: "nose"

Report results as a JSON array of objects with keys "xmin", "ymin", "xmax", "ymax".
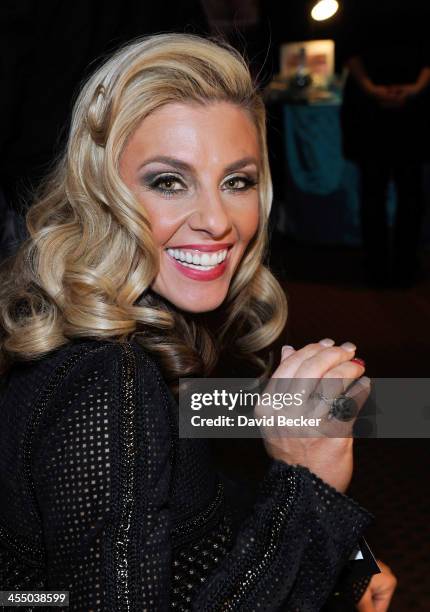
[{"xmin": 188, "ymin": 189, "xmax": 232, "ymax": 238}]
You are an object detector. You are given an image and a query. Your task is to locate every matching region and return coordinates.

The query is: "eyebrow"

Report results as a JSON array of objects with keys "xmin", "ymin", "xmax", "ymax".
[{"xmin": 138, "ymin": 155, "xmax": 259, "ymax": 173}]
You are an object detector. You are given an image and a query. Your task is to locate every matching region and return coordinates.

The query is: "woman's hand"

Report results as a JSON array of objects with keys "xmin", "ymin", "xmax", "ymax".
[
  {"xmin": 356, "ymin": 560, "xmax": 397, "ymax": 611},
  {"xmin": 256, "ymin": 339, "xmax": 370, "ymax": 493}
]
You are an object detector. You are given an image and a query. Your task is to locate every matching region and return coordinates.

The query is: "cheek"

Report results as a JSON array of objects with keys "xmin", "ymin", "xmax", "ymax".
[
  {"xmin": 139, "ymin": 198, "xmax": 184, "ymax": 247},
  {"xmin": 237, "ymin": 199, "xmax": 260, "ymax": 243},
  {"xmin": 147, "ymin": 217, "xmax": 172, "ymax": 248}
]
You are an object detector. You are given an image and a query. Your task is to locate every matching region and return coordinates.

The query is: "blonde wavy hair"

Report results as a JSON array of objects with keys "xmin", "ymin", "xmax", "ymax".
[{"xmin": 0, "ymin": 33, "xmax": 287, "ymax": 393}]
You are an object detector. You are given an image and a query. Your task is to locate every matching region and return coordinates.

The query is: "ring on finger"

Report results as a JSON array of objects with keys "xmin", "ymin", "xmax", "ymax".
[{"xmin": 313, "ymin": 391, "xmax": 359, "ymax": 422}]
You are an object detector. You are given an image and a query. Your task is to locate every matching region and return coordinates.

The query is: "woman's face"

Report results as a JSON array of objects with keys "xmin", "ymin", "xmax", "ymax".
[{"xmin": 119, "ymin": 101, "xmax": 260, "ymax": 313}]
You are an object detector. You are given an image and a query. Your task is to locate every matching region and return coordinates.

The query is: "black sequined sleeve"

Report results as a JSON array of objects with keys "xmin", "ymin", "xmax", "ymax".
[
  {"xmin": 192, "ymin": 459, "xmax": 373, "ymax": 611},
  {"xmin": 31, "ymin": 341, "xmax": 372, "ymax": 611}
]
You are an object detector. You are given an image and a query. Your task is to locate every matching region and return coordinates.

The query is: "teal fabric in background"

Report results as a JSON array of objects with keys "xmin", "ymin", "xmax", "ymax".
[
  {"xmin": 280, "ymin": 103, "xmax": 398, "ymax": 246},
  {"xmin": 284, "ymin": 105, "xmax": 344, "ymax": 196}
]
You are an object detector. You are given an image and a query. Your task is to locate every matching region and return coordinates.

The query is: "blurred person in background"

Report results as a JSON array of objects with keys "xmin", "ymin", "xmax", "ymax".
[{"xmin": 341, "ymin": 0, "xmax": 430, "ymax": 288}]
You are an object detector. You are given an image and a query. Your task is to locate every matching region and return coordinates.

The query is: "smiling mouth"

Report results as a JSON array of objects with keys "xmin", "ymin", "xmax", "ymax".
[{"xmin": 165, "ymin": 247, "xmax": 230, "ymax": 271}]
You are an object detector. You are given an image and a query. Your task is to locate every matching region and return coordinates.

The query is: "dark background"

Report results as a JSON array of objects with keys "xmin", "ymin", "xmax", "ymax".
[{"xmin": 1, "ymin": 1, "xmax": 429, "ymax": 610}]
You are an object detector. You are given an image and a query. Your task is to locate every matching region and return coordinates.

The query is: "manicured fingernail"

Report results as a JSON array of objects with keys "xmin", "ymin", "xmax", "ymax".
[
  {"xmin": 282, "ymin": 345, "xmax": 294, "ymax": 356},
  {"xmin": 358, "ymin": 376, "xmax": 371, "ymax": 387},
  {"xmin": 319, "ymin": 338, "xmax": 335, "ymax": 347},
  {"xmin": 281, "ymin": 344, "xmax": 294, "ymax": 359},
  {"xmin": 351, "ymin": 357, "xmax": 366, "ymax": 367},
  {"xmin": 341, "ymin": 341, "xmax": 356, "ymax": 351}
]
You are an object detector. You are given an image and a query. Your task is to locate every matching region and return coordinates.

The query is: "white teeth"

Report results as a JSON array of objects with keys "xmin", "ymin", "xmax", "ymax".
[
  {"xmin": 177, "ymin": 261, "xmax": 216, "ymax": 270},
  {"xmin": 167, "ymin": 247, "xmax": 228, "ymax": 268}
]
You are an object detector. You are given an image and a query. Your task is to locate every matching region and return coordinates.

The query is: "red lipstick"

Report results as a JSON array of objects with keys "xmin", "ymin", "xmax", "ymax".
[{"xmin": 165, "ymin": 249, "xmax": 229, "ymax": 281}]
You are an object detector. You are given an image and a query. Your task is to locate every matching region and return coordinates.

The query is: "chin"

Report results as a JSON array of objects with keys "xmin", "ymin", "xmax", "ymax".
[
  {"xmin": 152, "ymin": 283, "xmax": 229, "ymax": 313},
  {"xmin": 152, "ymin": 275, "xmax": 231, "ymax": 313},
  {"xmin": 168, "ymin": 293, "xmax": 227, "ymax": 313}
]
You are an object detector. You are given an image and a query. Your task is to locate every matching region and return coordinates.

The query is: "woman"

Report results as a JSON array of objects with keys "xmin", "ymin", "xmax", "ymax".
[{"xmin": 0, "ymin": 34, "xmax": 395, "ymax": 610}]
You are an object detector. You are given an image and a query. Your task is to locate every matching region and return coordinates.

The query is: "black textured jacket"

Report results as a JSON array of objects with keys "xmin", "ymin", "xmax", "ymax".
[{"xmin": 0, "ymin": 337, "xmax": 373, "ymax": 611}]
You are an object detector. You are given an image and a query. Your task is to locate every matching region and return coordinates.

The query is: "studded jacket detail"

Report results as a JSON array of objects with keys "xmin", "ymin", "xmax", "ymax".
[{"xmin": 0, "ymin": 338, "xmax": 373, "ymax": 611}]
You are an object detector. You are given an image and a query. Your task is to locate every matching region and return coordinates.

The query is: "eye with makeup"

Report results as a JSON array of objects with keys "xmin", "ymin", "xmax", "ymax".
[
  {"xmin": 144, "ymin": 173, "xmax": 186, "ymax": 197},
  {"xmin": 142, "ymin": 171, "xmax": 258, "ymax": 198},
  {"xmin": 221, "ymin": 174, "xmax": 258, "ymax": 193}
]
